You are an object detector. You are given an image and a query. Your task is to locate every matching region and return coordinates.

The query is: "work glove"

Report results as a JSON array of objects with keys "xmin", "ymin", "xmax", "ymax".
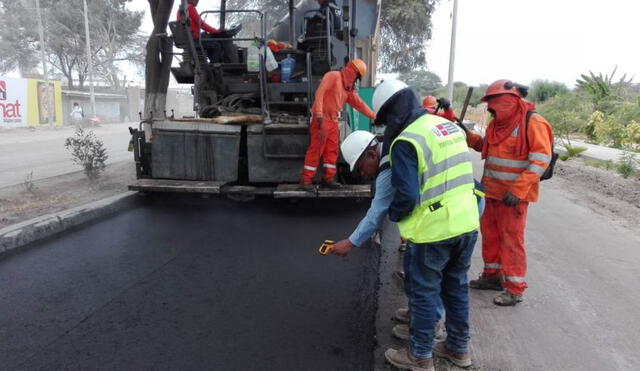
[
  {"xmin": 436, "ymin": 98, "xmax": 451, "ymax": 110},
  {"xmin": 453, "ymin": 117, "xmax": 468, "ymax": 133},
  {"xmin": 502, "ymin": 192, "xmax": 520, "ymax": 207}
]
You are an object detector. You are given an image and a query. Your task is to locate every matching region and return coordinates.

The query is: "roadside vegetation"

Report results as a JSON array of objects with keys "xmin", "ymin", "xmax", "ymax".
[{"xmin": 64, "ymin": 128, "xmax": 109, "ymax": 181}]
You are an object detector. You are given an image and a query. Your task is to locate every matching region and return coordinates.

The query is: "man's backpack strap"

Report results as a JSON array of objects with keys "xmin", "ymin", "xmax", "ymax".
[{"xmin": 525, "ymin": 111, "xmax": 558, "ymax": 181}]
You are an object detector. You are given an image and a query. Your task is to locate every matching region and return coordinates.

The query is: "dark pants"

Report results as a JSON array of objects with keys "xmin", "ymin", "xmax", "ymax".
[
  {"xmin": 199, "ymin": 33, "xmax": 238, "ymax": 63},
  {"xmin": 404, "ymin": 231, "xmax": 478, "ymax": 359}
]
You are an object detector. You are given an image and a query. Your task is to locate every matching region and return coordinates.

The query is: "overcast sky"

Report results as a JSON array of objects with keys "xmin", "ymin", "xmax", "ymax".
[
  {"xmin": 59, "ymin": 0, "xmax": 640, "ymax": 89},
  {"xmin": 427, "ymin": 0, "xmax": 640, "ymax": 87}
]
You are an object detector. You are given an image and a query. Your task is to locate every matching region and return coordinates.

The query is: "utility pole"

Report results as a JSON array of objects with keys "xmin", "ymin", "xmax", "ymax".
[
  {"xmin": 35, "ymin": 0, "xmax": 53, "ymax": 127},
  {"xmin": 446, "ymin": 0, "xmax": 458, "ymax": 103},
  {"xmin": 82, "ymin": 0, "xmax": 97, "ymax": 119}
]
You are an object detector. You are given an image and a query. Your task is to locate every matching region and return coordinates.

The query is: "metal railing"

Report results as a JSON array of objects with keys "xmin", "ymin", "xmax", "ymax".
[{"xmin": 198, "ymin": 9, "xmax": 268, "ymax": 119}]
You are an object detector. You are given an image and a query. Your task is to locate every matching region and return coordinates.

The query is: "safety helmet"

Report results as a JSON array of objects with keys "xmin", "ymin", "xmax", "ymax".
[
  {"xmin": 372, "ymin": 79, "xmax": 408, "ymax": 114},
  {"xmin": 341, "ymin": 130, "xmax": 377, "ymax": 171},
  {"xmin": 350, "ymin": 59, "xmax": 367, "ymax": 78},
  {"xmin": 422, "ymin": 95, "xmax": 437, "ymax": 108},
  {"xmin": 481, "ymin": 79, "xmax": 526, "ymax": 102}
]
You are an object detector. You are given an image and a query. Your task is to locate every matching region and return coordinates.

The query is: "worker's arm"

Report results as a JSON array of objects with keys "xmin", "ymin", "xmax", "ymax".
[
  {"xmin": 466, "ymin": 130, "xmax": 484, "ymax": 152},
  {"xmin": 347, "ymin": 168, "xmax": 395, "ymax": 247},
  {"xmin": 389, "ymin": 141, "xmax": 420, "ymax": 223},
  {"xmin": 347, "ymin": 91, "xmax": 376, "ymax": 120},
  {"xmin": 188, "ymin": 5, "xmax": 219, "ymax": 34},
  {"xmin": 508, "ymin": 115, "xmax": 553, "ymax": 199},
  {"xmin": 311, "ymin": 73, "xmax": 337, "ymax": 117}
]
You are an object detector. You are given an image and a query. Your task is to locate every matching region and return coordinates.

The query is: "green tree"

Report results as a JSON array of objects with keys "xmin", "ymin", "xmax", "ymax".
[
  {"xmin": 538, "ymin": 92, "xmax": 590, "ymax": 146},
  {"xmin": 399, "ymin": 70, "xmax": 442, "ymax": 97},
  {"xmin": 0, "ymin": 0, "xmax": 143, "ymax": 88},
  {"xmin": 0, "ymin": 2, "xmax": 40, "ymax": 75},
  {"xmin": 576, "ymin": 67, "xmax": 632, "ymax": 113},
  {"xmin": 379, "ymin": 0, "xmax": 438, "ymax": 72},
  {"xmin": 528, "ymin": 79, "xmax": 568, "ymax": 103},
  {"xmin": 625, "ymin": 121, "xmax": 640, "ymax": 147}
]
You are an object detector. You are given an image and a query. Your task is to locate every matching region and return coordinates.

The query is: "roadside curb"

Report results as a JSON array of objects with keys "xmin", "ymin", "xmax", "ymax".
[{"xmin": 0, "ymin": 191, "xmax": 139, "ymax": 255}]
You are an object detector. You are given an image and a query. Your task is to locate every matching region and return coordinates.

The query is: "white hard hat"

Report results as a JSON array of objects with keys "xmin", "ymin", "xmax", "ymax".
[
  {"xmin": 372, "ymin": 79, "xmax": 408, "ymax": 114},
  {"xmin": 341, "ymin": 130, "xmax": 376, "ymax": 171}
]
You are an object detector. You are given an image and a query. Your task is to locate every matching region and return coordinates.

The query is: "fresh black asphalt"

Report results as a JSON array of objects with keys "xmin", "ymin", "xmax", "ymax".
[{"xmin": 0, "ymin": 196, "xmax": 379, "ymax": 370}]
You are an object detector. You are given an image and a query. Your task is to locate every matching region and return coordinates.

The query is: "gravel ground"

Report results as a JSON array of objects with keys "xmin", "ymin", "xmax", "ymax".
[
  {"xmin": 553, "ymin": 157, "xmax": 640, "ymax": 228},
  {"xmin": 0, "ymin": 161, "xmax": 136, "ymax": 229}
]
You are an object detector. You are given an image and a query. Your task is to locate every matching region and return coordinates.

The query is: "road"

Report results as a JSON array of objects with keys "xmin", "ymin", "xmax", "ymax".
[
  {"xmin": 374, "ymin": 157, "xmax": 640, "ymax": 371},
  {"xmin": 0, "ymin": 197, "xmax": 378, "ymax": 370},
  {"xmin": 1, "ymin": 157, "xmax": 639, "ymax": 370},
  {"xmin": 0, "ymin": 123, "xmax": 133, "ymax": 188}
]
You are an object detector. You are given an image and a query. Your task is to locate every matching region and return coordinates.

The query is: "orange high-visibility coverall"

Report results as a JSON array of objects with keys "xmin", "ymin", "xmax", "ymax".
[
  {"xmin": 467, "ymin": 113, "xmax": 553, "ymax": 295},
  {"xmin": 301, "ymin": 63, "xmax": 376, "ymax": 183}
]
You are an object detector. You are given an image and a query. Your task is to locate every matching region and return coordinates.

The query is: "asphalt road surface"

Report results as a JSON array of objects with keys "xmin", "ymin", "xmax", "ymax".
[
  {"xmin": 0, "ymin": 197, "xmax": 378, "ymax": 370},
  {"xmin": 0, "ymin": 123, "xmax": 133, "ymax": 188}
]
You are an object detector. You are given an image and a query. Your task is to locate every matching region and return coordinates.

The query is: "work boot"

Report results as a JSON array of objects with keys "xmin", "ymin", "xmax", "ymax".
[
  {"xmin": 432, "ymin": 341, "xmax": 472, "ymax": 368},
  {"xmin": 299, "ymin": 182, "xmax": 315, "ymax": 191},
  {"xmin": 392, "ymin": 324, "xmax": 410, "ymax": 340},
  {"xmin": 385, "ymin": 348, "xmax": 434, "ymax": 371},
  {"xmin": 393, "ymin": 322, "xmax": 446, "ymax": 342},
  {"xmin": 395, "ymin": 307, "xmax": 410, "ymax": 324},
  {"xmin": 320, "ymin": 179, "xmax": 342, "ymax": 189},
  {"xmin": 493, "ymin": 291, "xmax": 523, "ymax": 306},
  {"xmin": 469, "ymin": 274, "xmax": 503, "ymax": 291}
]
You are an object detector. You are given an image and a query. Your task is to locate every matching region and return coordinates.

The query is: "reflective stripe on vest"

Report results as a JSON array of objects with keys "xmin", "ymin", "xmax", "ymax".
[
  {"xmin": 390, "ymin": 115, "xmax": 479, "ymax": 243},
  {"xmin": 484, "ymin": 169, "xmax": 519, "ymax": 181}
]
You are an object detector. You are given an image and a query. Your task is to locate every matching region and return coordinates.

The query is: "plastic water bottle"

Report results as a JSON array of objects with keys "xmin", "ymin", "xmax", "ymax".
[
  {"xmin": 247, "ymin": 42, "xmax": 259, "ymax": 72},
  {"xmin": 280, "ymin": 54, "xmax": 296, "ymax": 83}
]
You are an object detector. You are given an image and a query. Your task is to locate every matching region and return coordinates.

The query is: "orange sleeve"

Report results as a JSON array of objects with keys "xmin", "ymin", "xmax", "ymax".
[
  {"xmin": 509, "ymin": 114, "xmax": 554, "ymax": 199},
  {"xmin": 466, "ymin": 131, "xmax": 484, "ymax": 152},
  {"xmin": 347, "ymin": 91, "xmax": 376, "ymax": 120},
  {"xmin": 311, "ymin": 72, "xmax": 337, "ymax": 117}
]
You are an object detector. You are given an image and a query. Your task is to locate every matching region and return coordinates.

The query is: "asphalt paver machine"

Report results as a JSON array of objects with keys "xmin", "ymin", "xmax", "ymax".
[{"xmin": 129, "ymin": 0, "xmax": 381, "ymax": 199}]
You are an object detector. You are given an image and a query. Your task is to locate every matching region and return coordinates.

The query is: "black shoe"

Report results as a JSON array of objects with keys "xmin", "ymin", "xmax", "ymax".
[
  {"xmin": 321, "ymin": 180, "xmax": 342, "ymax": 189},
  {"xmin": 469, "ymin": 274, "xmax": 503, "ymax": 291},
  {"xmin": 300, "ymin": 183, "xmax": 315, "ymax": 191}
]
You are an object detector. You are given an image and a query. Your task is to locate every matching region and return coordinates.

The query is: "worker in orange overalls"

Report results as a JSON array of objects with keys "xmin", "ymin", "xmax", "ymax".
[
  {"xmin": 466, "ymin": 80, "xmax": 553, "ymax": 306},
  {"xmin": 300, "ymin": 59, "xmax": 376, "ymax": 189},
  {"xmin": 422, "ymin": 95, "xmax": 456, "ymax": 122}
]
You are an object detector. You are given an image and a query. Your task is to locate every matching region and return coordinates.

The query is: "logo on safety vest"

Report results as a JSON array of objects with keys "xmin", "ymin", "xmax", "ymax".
[
  {"xmin": 0, "ymin": 81, "xmax": 6, "ymax": 101},
  {"xmin": 431, "ymin": 122, "xmax": 459, "ymax": 138}
]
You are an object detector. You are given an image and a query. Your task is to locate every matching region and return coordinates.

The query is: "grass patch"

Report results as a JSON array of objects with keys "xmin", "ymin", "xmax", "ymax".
[{"xmin": 584, "ymin": 159, "xmax": 615, "ymax": 170}]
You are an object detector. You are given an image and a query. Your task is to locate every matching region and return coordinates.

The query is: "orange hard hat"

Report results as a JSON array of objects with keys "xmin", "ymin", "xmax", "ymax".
[
  {"xmin": 350, "ymin": 59, "xmax": 367, "ymax": 77},
  {"xmin": 481, "ymin": 79, "xmax": 524, "ymax": 102},
  {"xmin": 422, "ymin": 95, "xmax": 437, "ymax": 108}
]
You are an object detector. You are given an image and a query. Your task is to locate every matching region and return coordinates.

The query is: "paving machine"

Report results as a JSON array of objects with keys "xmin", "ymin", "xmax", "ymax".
[{"xmin": 129, "ymin": 0, "xmax": 381, "ymax": 199}]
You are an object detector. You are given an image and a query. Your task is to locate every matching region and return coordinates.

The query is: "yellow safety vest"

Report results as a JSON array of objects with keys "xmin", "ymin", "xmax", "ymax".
[{"xmin": 390, "ymin": 115, "xmax": 479, "ymax": 243}]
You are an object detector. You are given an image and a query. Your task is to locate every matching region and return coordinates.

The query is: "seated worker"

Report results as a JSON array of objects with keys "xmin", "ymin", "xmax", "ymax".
[
  {"xmin": 317, "ymin": 0, "xmax": 341, "ymax": 31},
  {"xmin": 422, "ymin": 95, "xmax": 456, "ymax": 122},
  {"xmin": 177, "ymin": 0, "xmax": 240, "ymax": 63}
]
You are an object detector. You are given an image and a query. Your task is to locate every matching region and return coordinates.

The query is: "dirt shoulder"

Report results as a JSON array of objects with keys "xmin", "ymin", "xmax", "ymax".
[
  {"xmin": 0, "ymin": 161, "xmax": 135, "ymax": 229},
  {"xmin": 553, "ymin": 157, "xmax": 640, "ymax": 228}
]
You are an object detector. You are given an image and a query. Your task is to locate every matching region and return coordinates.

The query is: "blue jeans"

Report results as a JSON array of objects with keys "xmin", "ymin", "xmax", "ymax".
[{"xmin": 403, "ymin": 231, "xmax": 478, "ymax": 359}]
